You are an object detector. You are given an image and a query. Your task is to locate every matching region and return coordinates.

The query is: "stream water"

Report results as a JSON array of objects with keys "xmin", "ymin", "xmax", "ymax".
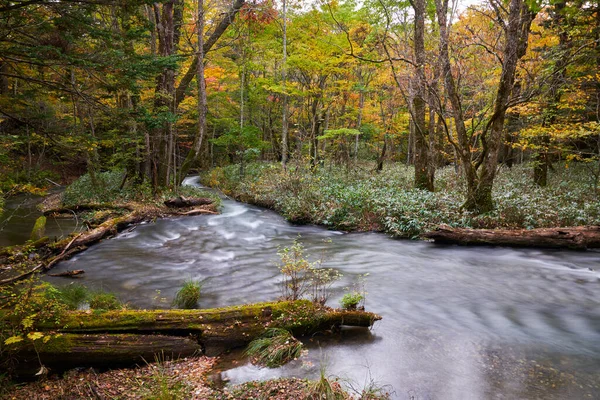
[{"xmin": 8, "ymin": 177, "xmax": 600, "ymax": 399}]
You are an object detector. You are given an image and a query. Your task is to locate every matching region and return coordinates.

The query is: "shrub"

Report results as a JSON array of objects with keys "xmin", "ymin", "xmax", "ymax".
[
  {"xmin": 172, "ymin": 280, "xmax": 202, "ymax": 309},
  {"xmin": 246, "ymin": 328, "xmax": 303, "ymax": 368},
  {"xmin": 277, "ymin": 238, "xmax": 341, "ymax": 303},
  {"xmin": 340, "ymin": 292, "xmax": 364, "ymax": 310}
]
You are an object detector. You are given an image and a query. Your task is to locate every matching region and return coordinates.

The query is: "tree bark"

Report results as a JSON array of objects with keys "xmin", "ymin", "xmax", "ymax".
[
  {"xmin": 7, "ymin": 334, "xmax": 202, "ymax": 377},
  {"xmin": 412, "ymin": 0, "xmax": 433, "ymax": 191},
  {"xmin": 423, "ymin": 225, "xmax": 600, "ymax": 250}
]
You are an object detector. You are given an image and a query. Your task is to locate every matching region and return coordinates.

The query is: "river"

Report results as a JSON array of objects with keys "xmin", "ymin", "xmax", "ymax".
[{"xmin": 14, "ymin": 177, "xmax": 600, "ymax": 399}]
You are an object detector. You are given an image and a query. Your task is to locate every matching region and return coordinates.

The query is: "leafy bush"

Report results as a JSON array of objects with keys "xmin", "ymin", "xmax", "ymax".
[
  {"xmin": 340, "ymin": 292, "xmax": 364, "ymax": 310},
  {"xmin": 246, "ymin": 328, "xmax": 303, "ymax": 368},
  {"xmin": 172, "ymin": 279, "xmax": 202, "ymax": 309},
  {"xmin": 277, "ymin": 238, "xmax": 341, "ymax": 303}
]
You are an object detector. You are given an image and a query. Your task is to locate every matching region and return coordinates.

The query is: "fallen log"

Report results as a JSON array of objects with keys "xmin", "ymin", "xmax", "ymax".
[
  {"xmin": 47, "ymin": 269, "xmax": 85, "ymax": 277},
  {"xmin": 422, "ymin": 225, "xmax": 600, "ymax": 250},
  {"xmin": 176, "ymin": 207, "xmax": 219, "ymax": 216},
  {"xmin": 2, "ymin": 301, "xmax": 381, "ymax": 376},
  {"xmin": 164, "ymin": 196, "xmax": 214, "ymax": 208},
  {"xmin": 43, "ymin": 203, "xmax": 134, "ymax": 216},
  {"xmin": 8, "ymin": 334, "xmax": 201, "ymax": 376}
]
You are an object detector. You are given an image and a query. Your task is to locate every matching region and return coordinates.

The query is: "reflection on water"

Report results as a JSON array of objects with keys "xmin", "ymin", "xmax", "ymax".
[
  {"xmin": 44, "ymin": 177, "xmax": 600, "ymax": 399},
  {"xmin": 0, "ymin": 191, "xmax": 80, "ymax": 247}
]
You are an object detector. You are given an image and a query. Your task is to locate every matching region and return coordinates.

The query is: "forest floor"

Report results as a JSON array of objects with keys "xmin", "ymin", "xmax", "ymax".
[{"xmin": 2, "ymin": 356, "xmax": 355, "ymax": 400}]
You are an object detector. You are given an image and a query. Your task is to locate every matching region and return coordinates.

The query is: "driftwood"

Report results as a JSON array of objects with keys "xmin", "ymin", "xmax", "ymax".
[
  {"xmin": 176, "ymin": 207, "xmax": 219, "ymax": 216},
  {"xmin": 164, "ymin": 196, "xmax": 214, "ymax": 208},
  {"xmin": 48, "ymin": 269, "xmax": 85, "ymax": 277},
  {"xmin": 3, "ymin": 300, "xmax": 381, "ymax": 377},
  {"xmin": 423, "ymin": 225, "xmax": 600, "ymax": 250}
]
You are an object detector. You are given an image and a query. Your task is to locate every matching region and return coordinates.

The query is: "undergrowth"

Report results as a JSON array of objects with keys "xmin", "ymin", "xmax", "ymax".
[
  {"xmin": 62, "ymin": 169, "xmax": 220, "ymax": 208},
  {"xmin": 204, "ymin": 162, "xmax": 600, "ymax": 237}
]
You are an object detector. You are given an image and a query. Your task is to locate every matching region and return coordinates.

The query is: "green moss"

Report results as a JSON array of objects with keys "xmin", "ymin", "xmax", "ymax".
[{"xmin": 30, "ymin": 216, "xmax": 46, "ymax": 241}]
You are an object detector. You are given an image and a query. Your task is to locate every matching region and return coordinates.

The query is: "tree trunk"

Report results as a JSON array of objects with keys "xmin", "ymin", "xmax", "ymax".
[
  {"xmin": 469, "ymin": 0, "xmax": 536, "ymax": 212},
  {"xmin": 423, "ymin": 225, "xmax": 600, "ymax": 250},
  {"xmin": 178, "ymin": 0, "xmax": 207, "ymax": 184},
  {"xmin": 151, "ymin": 1, "xmax": 184, "ymax": 188},
  {"xmin": 412, "ymin": 0, "xmax": 433, "ymax": 191},
  {"xmin": 9, "ymin": 334, "xmax": 202, "ymax": 377},
  {"xmin": 534, "ymin": 0, "xmax": 568, "ymax": 186},
  {"xmin": 281, "ymin": 0, "xmax": 289, "ymax": 168}
]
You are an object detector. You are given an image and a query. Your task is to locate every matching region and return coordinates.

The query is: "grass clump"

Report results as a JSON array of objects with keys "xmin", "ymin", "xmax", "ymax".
[
  {"xmin": 246, "ymin": 328, "xmax": 303, "ymax": 368},
  {"xmin": 88, "ymin": 291, "xmax": 121, "ymax": 310},
  {"xmin": 307, "ymin": 365, "xmax": 348, "ymax": 400},
  {"xmin": 172, "ymin": 279, "xmax": 202, "ymax": 309},
  {"xmin": 56, "ymin": 283, "xmax": 90, "ymax": 310}
]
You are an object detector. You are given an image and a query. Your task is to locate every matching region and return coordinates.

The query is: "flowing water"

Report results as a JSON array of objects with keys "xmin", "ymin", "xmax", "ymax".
[{"xmin": 21, "ymin": 177, "xmax": 600, "ymax": 399}]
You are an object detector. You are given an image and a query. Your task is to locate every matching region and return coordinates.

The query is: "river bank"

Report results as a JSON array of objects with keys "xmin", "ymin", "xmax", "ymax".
[
  {"xmin": 204, "ymin": 162, "xmax": 600, "ymax": 243},
  {"xmin": 0, "ymin": 173, "xmax": 220, "ymax": 285},
  {"xmin": 3, "ymin": 356, "xmax": 377, "ymax": 400}
]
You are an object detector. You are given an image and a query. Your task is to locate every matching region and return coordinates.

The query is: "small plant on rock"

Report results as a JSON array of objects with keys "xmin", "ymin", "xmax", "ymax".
[
  {"xmin": 172, "ymin": 279, "xmax": 202, "ymax": 309},
  {"xmin": 340, "ymin": 292, "xmax": 364, "ymax": 310}
]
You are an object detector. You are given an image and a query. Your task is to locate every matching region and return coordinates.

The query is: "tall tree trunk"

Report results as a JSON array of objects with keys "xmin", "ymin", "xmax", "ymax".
[
  {"xmin": 151, "ymin": 1, "xmax": 183, "ymax": 188},
  {"xmin": 412, "ymin": 0, "xmax": 433, "ymax": 191},
  {"xmin": 436, "ymin": 0, "xmax": 536, "ymax": 213},
  {"xmin": 175, "ymin": 0, "xmax": 246, "ymax": 184},
  {"xmin": 178, "ymin": 0, "xmax": 207, "ymax": 184},
  {"xmin": 534, "ymin": 0, "xmax": 568, "ymax": 186},
  {"xmin": 472, "ymin": 0, "xmax": 536, "ymax": 212},
  {"xmin": 281, "ymin": 0, "xmax": 289, "ymax": 168}
]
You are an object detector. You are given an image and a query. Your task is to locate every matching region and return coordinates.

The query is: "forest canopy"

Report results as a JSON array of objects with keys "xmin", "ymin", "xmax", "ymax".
[{"xmin": 0, "ymin": 0, "xmax": 598, "ymax": 214}]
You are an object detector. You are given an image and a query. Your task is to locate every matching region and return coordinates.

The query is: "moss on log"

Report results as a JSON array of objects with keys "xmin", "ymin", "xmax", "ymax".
[
  {"xmin": 2, "ymin": 301, "xmax": 381, "ymax": 376},
  {"xmin": 423, "ymin": 225, "xmax": 600, "ymax": 250}
]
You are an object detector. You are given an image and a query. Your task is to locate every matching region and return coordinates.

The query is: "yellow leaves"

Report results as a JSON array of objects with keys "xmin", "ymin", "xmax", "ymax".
[
  {"xmin": 21, "ymin": 315, "xmax": 36, "ymax": 329},
  {"xmin": 4, "ymin": 335, "xmax": 23, "ymax": 345},
  {"xmin": 27, "ymin": 331, "xmax": 44, "ymax": 341}
]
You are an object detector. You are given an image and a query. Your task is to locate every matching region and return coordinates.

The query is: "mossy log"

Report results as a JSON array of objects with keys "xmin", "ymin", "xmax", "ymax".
[
  {"xmin": 423, "ymin": 225, "xmax": 600, "ymax": 250},
  {"xmin": 3, "ymin": 301, "xmax": 381, "ymax": 376},
  {"xmin": 8, "ymin": 334, "xmax": 201, "ymax": 377}
]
